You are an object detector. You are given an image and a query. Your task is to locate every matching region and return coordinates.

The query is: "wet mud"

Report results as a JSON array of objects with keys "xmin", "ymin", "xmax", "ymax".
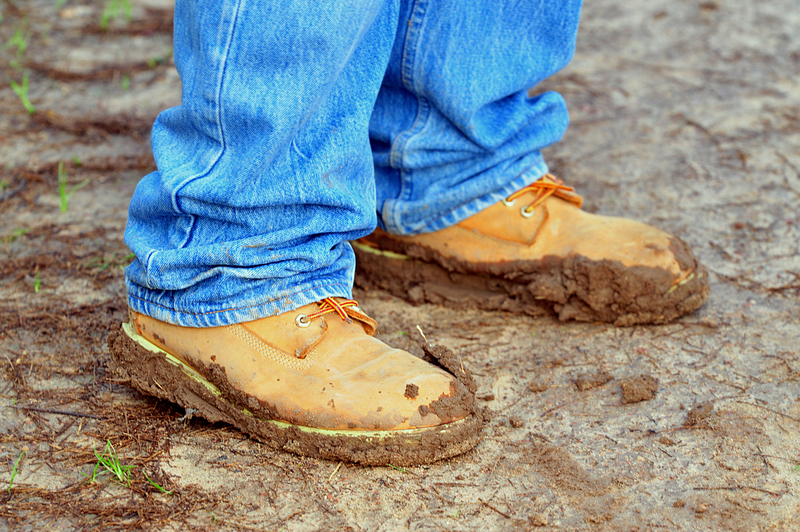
[
  {"xmin": 108, "ymin": 328, "xmax": 483, "ymax": 466},
  {"xmin": 354, "ymin": 232, "xmax": 710, "ymax": 327}
]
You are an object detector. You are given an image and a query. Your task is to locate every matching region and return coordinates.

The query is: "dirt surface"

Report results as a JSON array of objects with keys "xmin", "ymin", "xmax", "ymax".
[{"xmin": 1, "ymin": 0, "xmax": 799, "ymax": 530}]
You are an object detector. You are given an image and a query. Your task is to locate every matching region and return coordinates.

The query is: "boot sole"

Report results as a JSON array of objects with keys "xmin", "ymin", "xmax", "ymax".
[
  {"xmin": 108, "ymin": 323, "xmax": 482, "ymax": 466},
  {"xmin": 352, "ymin": 239, "xmax": 710, "ymax": 327}
]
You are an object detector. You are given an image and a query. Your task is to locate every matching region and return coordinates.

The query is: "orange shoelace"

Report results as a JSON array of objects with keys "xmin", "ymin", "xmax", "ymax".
[
  {"xmin": 295, "ymin": 297, "xmax": 358, "ymax": 327},
  {"xmin": 504, "ymin": 173, "xmax": 575, "ymax": 216}
]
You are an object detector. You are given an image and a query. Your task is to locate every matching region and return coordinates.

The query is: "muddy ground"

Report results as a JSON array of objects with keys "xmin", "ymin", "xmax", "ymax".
[{"xmin": 1, "ymin": 0, "xmax": 799, "ymax": 530}]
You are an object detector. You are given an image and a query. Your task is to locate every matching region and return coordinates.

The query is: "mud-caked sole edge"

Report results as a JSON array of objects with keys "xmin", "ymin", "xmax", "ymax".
[
  {"xmin": 352, "ymin": 239, "xmax": 711, "ymax": 327},
  {"xmin": 108, "ymin": 324, "xmax": 482, "ymax": 466}
]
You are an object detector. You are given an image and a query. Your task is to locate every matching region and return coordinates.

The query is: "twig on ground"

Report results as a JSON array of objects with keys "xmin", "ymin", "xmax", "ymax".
[{"xmin": 4, "ymin": 405, "xmax": 102, "ymax": 419}]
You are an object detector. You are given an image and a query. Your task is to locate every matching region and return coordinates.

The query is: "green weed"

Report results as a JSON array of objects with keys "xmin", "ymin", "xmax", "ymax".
[
  {"xmin": 0, "ymin": 179, "xmax": 9, "ymax": 191},
  {"xmin": 85, "ymin": 440, "xmax": 135, "ymax": 487},
  {"xmin": 71, "ymin": 154, "xmax": 82, "ymax": 167},
  {"xmin": 84, "ymin": 252, "xmax": 136, "ymax": 271},
  {"xmin": 100, "ymin": 0, "xmax": 132, "ymax": 31},
  {"xmin": 2, "ymin": 227, "xmax": 29, "ymax": 246},
  {"xmin": 57, "ymin": 162, "xmax": 89, "ymax": 212},
  {"xmin": 9, "ymin": 72, "xmax": 35, "ymax": 115},
  {"xmin": 794, "ymin": 464, "xmax": 799, "ymax": 472},
  {"xmin": 7, "ymin": 450, "xmax": 26, "ymax": 494},
  {"xmin": 121, "ymin": 73, "xmax": 130, "ymax": 90},
  {"xmin": 33, "ymin": 271, "xmax": 40, "ymax": 293},
  {"xmin": 388, "ymin": 464, "xmax": 411, "ymax": 474},
  {"xmin": 55, "ymin": 0, "xmax": 69, "ymax": 10},
  {"xmin": 147, "ymin": 49, "xmax": 172, "ymax": 68},
  {"xmin": 3, "ymin": 26, "xmax": 29, "ymax": 65},
  {"xmin": 143, "ymin": 472, "xmax": 173, "ymax": 494}
]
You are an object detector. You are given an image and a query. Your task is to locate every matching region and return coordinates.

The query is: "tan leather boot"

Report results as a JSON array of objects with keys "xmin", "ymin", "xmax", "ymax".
[
  {"xmin": 354, "ymin": 175, "xmax": 709, "ymax": 326},
  {"xmin": 108, "ymin": 297, "xmax": 482, "ymax": 465}
]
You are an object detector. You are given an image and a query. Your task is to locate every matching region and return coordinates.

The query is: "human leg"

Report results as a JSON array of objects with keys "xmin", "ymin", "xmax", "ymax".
[
  {"xmin": 113, "ymin": 0, "xmax": 482, "ymax": 465},
  {"xmin": 356, "ymin": 0, "xmax": 710, "ymax": 325}
]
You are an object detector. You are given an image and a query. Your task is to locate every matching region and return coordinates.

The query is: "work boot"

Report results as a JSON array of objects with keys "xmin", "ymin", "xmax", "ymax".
[
  {"xmin": 109, "ymin": 298, "xmax": 482, "ymax": 465},
  {"xmin": 354, "ymin": 175, "xmax": 709, "ymax": 326}
]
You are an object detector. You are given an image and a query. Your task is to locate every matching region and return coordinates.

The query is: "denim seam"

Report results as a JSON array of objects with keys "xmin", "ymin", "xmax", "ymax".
[
  {"xmin": 164, "ymin": 0, "xmax": 243, "ymax": 252},
  {"xmin": 128, "ymin": 281, "xmax": 350, "ymax": 317},
  {"xmin": 386, "ymin": 0, "xmax": 430, "ymax": 233}
]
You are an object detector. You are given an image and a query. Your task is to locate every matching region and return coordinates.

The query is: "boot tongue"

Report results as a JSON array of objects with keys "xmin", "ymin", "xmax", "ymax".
[{"xmin": 344, "ymin": 305, "xmax": 378, "ymax": 336}]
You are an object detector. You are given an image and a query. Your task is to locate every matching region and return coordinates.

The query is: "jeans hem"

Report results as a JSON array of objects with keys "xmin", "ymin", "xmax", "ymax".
[
  {"xmin": 126, "ymin": 281, "xmax": 353, "ymax": 328},
  {"xmin": 382, "ymin": 160, "xmax": 549, "ymax": 235}
]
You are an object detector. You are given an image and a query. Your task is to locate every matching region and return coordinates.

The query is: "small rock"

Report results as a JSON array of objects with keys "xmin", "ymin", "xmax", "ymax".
[
  {"xmin": 529, "ymin": 513, "xmax": 548, "ymax": 527},
  {"xmin": 673, "ymin": 500, "xmax": 686, "ymax": 508},
  {"xmin": 509, "ymin": 416, "xmax": 524, "ymax": 428},
  {"xmin": 659, "ymin": 435, "xmax": 676, "ymax": 446},
  {"xmin": 695, "ymin": 504, "xmax": 707, "ymax": 514}
]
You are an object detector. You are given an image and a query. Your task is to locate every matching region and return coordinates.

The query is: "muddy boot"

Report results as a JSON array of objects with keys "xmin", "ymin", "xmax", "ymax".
[
  {"xmin": 108, "ymin": 297, "xmax": 482, "ymax": 465},
  {"xmin": 353, "ymin": 174, "xmax": 710, "ymax": 326}
]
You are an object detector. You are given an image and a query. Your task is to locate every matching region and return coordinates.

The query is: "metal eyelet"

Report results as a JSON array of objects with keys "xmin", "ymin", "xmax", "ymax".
[
  {"xmin": 295, "ymin": 314, "xmax": 310, "ymax": 328},
  {"xmin": 520, "ymin": 206, "xmax": 535, "ymax": 218},
  {"xmin": 501, "ymin": 198, "xmax": 516, "ymax": 207}
]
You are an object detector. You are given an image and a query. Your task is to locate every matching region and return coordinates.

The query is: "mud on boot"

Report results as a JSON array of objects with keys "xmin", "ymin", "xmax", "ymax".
[
  {"xmin": 108, "ymin": 298, "xmax": 483, "ymax": 466},
  {"xmin": 354, "ymin": 174, "xmax": 710, "ymax": 327}
]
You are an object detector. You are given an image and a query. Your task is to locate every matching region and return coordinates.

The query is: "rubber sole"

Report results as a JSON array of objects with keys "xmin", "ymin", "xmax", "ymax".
[
  {"xmin": 108, "ymin": 323, "xmax": 483, "ymax": 466},
  {"xmin": 352, "ymin": 239, "xmax": 710, "ymax": 327}
]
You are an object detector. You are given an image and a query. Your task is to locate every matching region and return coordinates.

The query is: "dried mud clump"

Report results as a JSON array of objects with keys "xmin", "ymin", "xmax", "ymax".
[
  {"xmin": 404, "ymin": 383, "xmax": 419, "ymax": 399},
  {"xmin": 422, "ymin": 343, "xmax": 477, "ymax": 394},
  {"xmin": 575, "ymin": 370, "xmax": 613, "ymax": 391},
  {"xmin": 528, "ymin": 381, "xmax": 548, "ymax": 393},
  {"xmin": 685, "ymin": 401, "xmax": 714, "ymax": 425},
  {"xmin": 620, "ymin": 374, "xmax": 658, "ymax": 404}
]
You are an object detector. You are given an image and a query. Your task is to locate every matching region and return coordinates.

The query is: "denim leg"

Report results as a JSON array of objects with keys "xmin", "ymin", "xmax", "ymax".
[
  {"xmin": 125, "ymin": 0, "xmax": 398, "ymax": 327},
  {"xmin": 371, "ymin": 0, "xmax": 583, "ymax": 235}
]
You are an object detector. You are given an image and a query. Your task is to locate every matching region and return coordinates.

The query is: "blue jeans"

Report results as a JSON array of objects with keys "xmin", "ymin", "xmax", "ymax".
[{"xmin": 125, "ymin": 0, "xmax": 582, "ymax": 327}]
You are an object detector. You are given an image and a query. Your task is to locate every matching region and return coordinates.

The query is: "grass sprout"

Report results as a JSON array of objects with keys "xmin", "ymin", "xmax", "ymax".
[
  {"xmin": 143, "ymin": 472, "xmax": 173, "ymax": 494},
  {"xmin": 84, "ymin": 252, "xmax": 136, "ymax": 271},
  {"xmin": 9, "ymin": 72, "xmax": 35, "ymax": 115},
  {"xmin": 85, "ymin": 440, "xmax": 135, "ymax": 487},
  {"xmin": 2, "ymin": 227, "xmax": 28, "ymax": 247},
  {"xmin": 57, "ymin": 161, "xmax": 89, "ymax": 212},
  {"xmin": 100, "ymin": 0, "xmax": 132, "ymax": 31},
  {"xmin": 3, "ymin": 26, "xmax": 29, "ymax": 63},
  {"xmin": 7, "ymin": 450, "xmax": 26, "ymax": 494},
  {"xmin": 388, "ymin": 464, "xmax": 411, "ymax": 474},
  {"xmin": 33, "ymin": 271, "xmax": 40, "ymax": 293},
  {"xmin": 147, "ymin": 49, "xmax": 172, "ymax": 68}
]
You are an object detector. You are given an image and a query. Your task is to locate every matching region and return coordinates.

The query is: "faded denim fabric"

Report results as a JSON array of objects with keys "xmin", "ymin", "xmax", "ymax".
[{"xmin": 125, "ymin": 0, "xmax": 582, "ymax": 327}]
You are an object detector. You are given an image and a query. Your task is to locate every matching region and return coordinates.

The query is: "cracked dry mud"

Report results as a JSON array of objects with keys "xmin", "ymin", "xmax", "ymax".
[{"xmin": 1, "ymin": 0, "xmax": 800, "ymax": 530}]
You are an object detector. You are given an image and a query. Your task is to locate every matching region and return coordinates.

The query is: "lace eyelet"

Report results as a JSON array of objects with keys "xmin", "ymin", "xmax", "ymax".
[
  {"xmin": 520, "ymin": 206, "xmax": 535, "ymax": 218},
  {"xmin": 502, "ymin": 198, "xmax": 516, "ymax": 207},
  {"xmin": 295, "ymin": 314, "xmax": 310, "ymax": 328}
]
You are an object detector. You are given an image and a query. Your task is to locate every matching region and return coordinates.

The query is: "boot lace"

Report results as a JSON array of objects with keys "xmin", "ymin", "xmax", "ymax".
[
  {"xmin": 295, "ymin": 297, "xmax": 359, "ymax": 328},
  {"xmin": 502, "ymin": 173, "xmax": 575, "ymax": 218}
]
